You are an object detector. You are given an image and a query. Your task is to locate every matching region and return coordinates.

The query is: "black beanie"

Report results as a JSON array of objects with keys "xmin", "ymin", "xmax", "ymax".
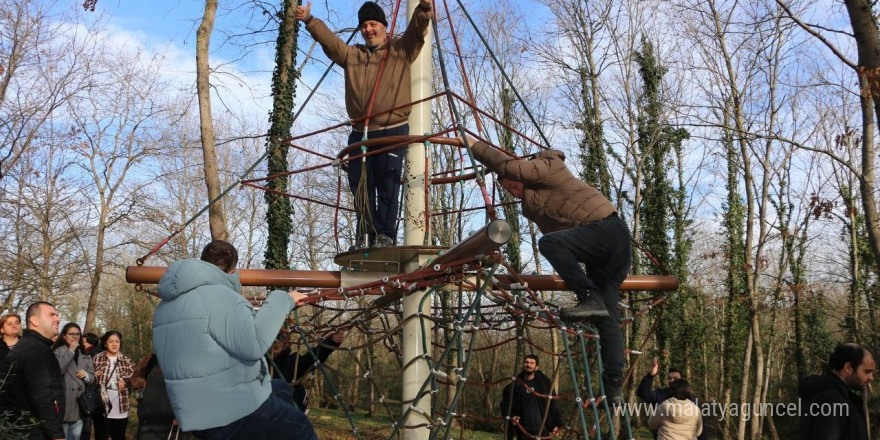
[{"xmin": 358, "ymin": 2, "xmax": 388, "ymax": 28}]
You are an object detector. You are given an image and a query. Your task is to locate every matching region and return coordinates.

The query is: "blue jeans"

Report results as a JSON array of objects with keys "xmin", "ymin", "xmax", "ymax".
[
  {"xmin": 64, "ymin": 419, "xmax": 83, "ymax": 440},
  {"xmin": 346, "ymin": 124, "xmax": 409, "ymax": 242},
  {"xmin": 538, "ymin": 213, "xmax": 632, "ymax": 384},
  {"xmin": 191, "ymin": 379, "xmax": 317, "ymax": 440}
]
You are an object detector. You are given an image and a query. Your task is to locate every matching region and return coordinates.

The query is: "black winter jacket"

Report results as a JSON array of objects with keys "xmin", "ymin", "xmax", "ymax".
[
  {"xmin": 0, "ymin": 339, "xmax": 9, "ymax": 364},
  {"xmin": 0, "ymin": 329, "xmax": 65, "ymax": 440},
  {"xmin": 271, "ymin": 336, "xmax": 342, "ymax": 411},
  {"xmin": 798, "ymin": 372, "xmax": 868, "ymax": 440},
  {"xmin": 500, "ymin": 370, "xmax": 563, "ymax": 438}
]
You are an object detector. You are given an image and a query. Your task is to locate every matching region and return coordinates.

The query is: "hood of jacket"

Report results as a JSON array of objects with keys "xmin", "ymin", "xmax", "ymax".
[
  {"xmin": 664, "ymin": 397, "xmax": 701, "ymax": 424},
  {"xmin": 531, "ymin": 149, "xmax": 565, "ymax": 163},
  {"xmin": 157, "ymin": 259, "xmax": 241, "ymax": 301},
  {"xmin": 516, "ymin": 369, "xmax": 550, "ymax": 381},
  {"xmin": 798, "ymin": 372, "xmax": 853, "ymax": 401}
]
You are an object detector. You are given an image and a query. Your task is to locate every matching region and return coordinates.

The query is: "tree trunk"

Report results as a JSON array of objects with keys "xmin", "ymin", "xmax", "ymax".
[
  {"xmin": 736, "ymin": 328, "xmax": 753, "ymax": 440},
  {"xmin": 265, "ymin": 0, "xmax": 300, "ymax": 271},
  {"xmin": 84, "ymin": 226, "xmax": 105, "ymax": 332},
  {"xmin": 196, "ymin": 0, "xmax": 228, "ymax": 241},
  {"xmin": 498, "ymin": 87, "xmax": 522, "ymax": 271},
  {"xmin": 844, "ymin": 0, "xmax": 880, "ymax": 277}
]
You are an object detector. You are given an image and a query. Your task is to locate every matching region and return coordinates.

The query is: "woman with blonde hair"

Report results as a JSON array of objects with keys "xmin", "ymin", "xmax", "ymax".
[{"xmin": 0, "ymin": 313, "xmax": 22, "ymax": 361}]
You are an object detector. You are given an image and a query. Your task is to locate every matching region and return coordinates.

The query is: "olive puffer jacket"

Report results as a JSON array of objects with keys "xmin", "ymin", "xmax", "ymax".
[{"xmin": 470, "ymin": 141, "xmax": 615, "ymax": 233}]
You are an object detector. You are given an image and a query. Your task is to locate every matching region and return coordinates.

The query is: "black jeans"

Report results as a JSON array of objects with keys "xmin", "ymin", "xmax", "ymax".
[
  {"xmin": 538, "ymin": 213, "xmax": 632, "ymax": 384},
  {"xmin": 191, "ymin": 379, "xmax": 317, "ymax": 440},
  {"xmin": 93, "ymin": 414, "xmax": 128, "ymax": 440},
  {"xmin": 80, "ymin": 416, "xmax": 92, "ymax": 440},
  {"xmin": 346, "ymin": 124, "xmax": 408, "ymax": 242}
]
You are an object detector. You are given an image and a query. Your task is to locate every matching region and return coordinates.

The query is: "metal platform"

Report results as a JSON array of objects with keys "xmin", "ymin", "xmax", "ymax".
[{"xmin": 334, "ymin": 245, "xmax": 446, "ymax": 273}]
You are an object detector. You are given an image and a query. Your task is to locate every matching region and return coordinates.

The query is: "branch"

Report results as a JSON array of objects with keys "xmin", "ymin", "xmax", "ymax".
[
  {"xmin": 774, "ymin": 0, "xmax": 856, "ymax": 69},
  {"xmin": 757, "ymin": 132, "xmax": 859, "ymax": 176}
]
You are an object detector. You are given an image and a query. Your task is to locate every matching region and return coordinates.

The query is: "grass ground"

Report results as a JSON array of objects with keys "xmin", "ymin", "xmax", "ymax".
[
  {"xmin": 309, "ymin": 407, "xmax": 654, "ymax": 440},
  {"xmin": 119, "ymin": 404, "xmax": 654, "ymax": 439}
]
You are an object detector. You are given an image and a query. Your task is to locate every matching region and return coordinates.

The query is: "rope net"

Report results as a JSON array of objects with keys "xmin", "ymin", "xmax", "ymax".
[
  {"xmin": 132, "ymin": 0, "xmax": 673, "ymax": 438},
  {"xmin": 270, "ymin": 251, "xmax": 662, "ymax": 440}
]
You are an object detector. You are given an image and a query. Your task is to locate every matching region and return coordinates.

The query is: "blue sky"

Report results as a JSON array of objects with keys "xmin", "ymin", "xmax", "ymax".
[
  {"xmin": 101, "ymin": 0, "xmax": 204, "ymax": 46},
  {"xmin": 88, "ymin": 0, "xmax": 457, "ymax": 128}
]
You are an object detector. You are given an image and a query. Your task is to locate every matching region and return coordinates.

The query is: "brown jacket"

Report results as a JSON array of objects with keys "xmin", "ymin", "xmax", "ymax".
[
  {"xmin": 304, "ymin": 1, "xmax": 432, "ymax": 131},
  {"xmin": 470, "ymin": 141, "xmax": 615, "ymax": 233}
]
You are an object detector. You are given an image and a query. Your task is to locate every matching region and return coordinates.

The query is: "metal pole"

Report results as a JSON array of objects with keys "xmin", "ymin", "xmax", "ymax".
[
  {"xmin": 125, "ymin": 266, "xmax": 681, "ymax": 291},
  {"xmin": 402, "ymin": 0, "xmax": 433, "ymax": 438}
]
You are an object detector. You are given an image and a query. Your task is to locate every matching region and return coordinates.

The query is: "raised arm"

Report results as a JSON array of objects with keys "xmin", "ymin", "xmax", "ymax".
[
  {"xmin": 636, "ymin": 373, "xmax": 663, "ymax": 404},
  {"xmin": 300, "ymin": 1, "xmax": 352, "ymax": 66},
  {"xmin": 398, "ymin": 0, "xmax": 433, "ymax": 62}
]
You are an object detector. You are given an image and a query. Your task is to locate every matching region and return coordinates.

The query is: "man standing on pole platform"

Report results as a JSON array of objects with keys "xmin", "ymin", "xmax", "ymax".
[
  {"xmin": 467, "ymin": 138, "xmax": 632, "ymax": 405},
  {"xmin": 297, "ymin": 0, "xmax": 433, "ymax": 249}
]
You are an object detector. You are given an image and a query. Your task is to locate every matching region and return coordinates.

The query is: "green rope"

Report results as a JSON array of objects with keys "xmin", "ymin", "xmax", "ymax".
[
  {"xmin": 385, "ymin": 264, "xmax": 500, "ymax": 440},
  {"xmin": 435, "ymin": 290, "xmax": 485, "ymax": 440},
  {"xmin": 561, "ymin": 325, "xmax": 592, "ymax": 440},
  {"xmin": 575, "ymin": 330, "xmax": 603, "ymax": 439}
]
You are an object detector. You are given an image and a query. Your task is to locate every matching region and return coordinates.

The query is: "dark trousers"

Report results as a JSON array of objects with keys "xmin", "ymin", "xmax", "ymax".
[
  {"xmin": 191, "ymin": 379, "xmax": 317, "ymax": 440},
  {"xmin": 93, "ymin": 414, "xmax": 128, "ymax": 440},
  {"xmin": 80, "ymin": 416, "xmax": 92, "ymax": 440},
  {"xmin": 538, "ymin": 213, "xmax": 632, "ymax": 384},
  {"xmin": 346, "ymin": 125, "xmax": 408, "ymax": 243}
]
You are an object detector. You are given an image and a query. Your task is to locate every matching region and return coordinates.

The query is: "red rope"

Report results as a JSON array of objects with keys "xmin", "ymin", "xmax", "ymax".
[
  {"xmin": 240, "ymin": 182, "xmax": 353, "ymax": 212},
  {"xmin": 439, "ymin": 0, "xmax": 483, "ymax": 135}
]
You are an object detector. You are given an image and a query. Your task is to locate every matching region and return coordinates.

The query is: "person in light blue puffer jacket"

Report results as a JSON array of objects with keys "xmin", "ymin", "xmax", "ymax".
[{"xmin": 153, "ymin": 240, "xmax": 316, "ymax": 440}]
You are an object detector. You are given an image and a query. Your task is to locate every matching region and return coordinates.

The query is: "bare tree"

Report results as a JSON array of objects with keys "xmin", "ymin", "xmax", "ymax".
[
  {"xmin": 0, "ymin": 0, "xmax": 91, "ymax": 181},
  {"xmin": 196, "ymin": 0, "xmax": 229, "ymax": 241},
  {"xmin": 68, "ymin": 46, "xmax": 176, "ymax": 331}
]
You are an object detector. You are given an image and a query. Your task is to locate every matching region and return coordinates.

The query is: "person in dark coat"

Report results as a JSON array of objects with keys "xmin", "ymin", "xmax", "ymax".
[
  {"xmin": 637, "ymin": 358, "xmax": 706, "ymax": 440},
  {"xmin": 130, "ymin": 353, "xmax": 195, "ymax": 440},
  {"xmin": 500, "ymin": 355, "xmax": 563, "ymax": 440},
  {"xmin": 0, "ymin": 301, "xmax": 65, "ymax": 440},
  {"xmin": 271, "ymin": 331, "xmax": 345, "ymax": 412},
  {"xmin": 799, "ymin": 343, "xmax": 875, "ymax": 440},
  {"xmin": 78, "ymin": 332, "xmax": 101, "ymax": 440}
]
